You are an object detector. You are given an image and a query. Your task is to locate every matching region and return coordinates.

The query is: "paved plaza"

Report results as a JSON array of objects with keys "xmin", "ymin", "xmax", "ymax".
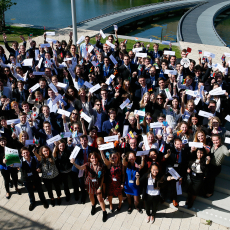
[{"xmin": 0, "ymin": 174, "xmax": 228, "ymax": 230}]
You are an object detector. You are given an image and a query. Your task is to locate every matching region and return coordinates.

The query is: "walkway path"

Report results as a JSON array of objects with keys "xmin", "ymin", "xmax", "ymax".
[
  {"xmin": 181, "ymin": 0, "xmax": 230, "ymax": 46},
  {"xmin": 77, "ymin": 0, "xmax": 204, "ymax": 32}
]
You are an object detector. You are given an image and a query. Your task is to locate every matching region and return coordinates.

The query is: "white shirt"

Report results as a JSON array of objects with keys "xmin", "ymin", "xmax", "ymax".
[
  {"xmin": 47, "ymin": 98, "xmax": 58, "ymax": 113},
  {"xmin": 146, "ymin": 174, "xmax": 160, "ymax": 196}
]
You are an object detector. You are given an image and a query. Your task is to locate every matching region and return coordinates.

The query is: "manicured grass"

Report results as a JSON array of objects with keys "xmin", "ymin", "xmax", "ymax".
[
  {"xmin": 0, "ymin": 26, "xmax": 45, "ymax": 45},
  {"xmin": 90, "ymin": 37, "xmax": 181, "ymax": 57}
]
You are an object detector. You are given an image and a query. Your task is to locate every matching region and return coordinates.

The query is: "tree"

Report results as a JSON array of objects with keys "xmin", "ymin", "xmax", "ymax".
[{"xmin": 0, "ymin": 0, "xmax": 17, "ymax": 31}]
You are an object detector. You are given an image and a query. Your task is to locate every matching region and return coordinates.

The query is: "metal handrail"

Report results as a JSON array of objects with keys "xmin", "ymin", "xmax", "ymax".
[
  {"xmin": 75, "ymin": 0, "xmax": 184, "ymax": 26},
  {"xmin": 177, "ymin": 1, "xmax": 208, "ymax": 41}
]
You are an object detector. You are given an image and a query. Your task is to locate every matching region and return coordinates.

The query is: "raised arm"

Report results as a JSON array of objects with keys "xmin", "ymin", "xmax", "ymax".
[
  {"xmin": 80, "ymin": 117, "xmax": 87, "ymax": 135},
  {"xmin": 33, "ymin": 148, "xmax": 42, "ymax": 161},
  {"xmin": 100, "ymin": 150, "xmax": 111, "ymax": 168},
  {"xmin": 70, "ymin": 158, "xmax": 86, "ymax": 170}
]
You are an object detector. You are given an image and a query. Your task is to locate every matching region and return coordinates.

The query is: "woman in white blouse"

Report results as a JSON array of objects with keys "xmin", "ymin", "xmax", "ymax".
[{"xmin": 140, "ymin": 163, "xmax": 165, "ymax": 224}]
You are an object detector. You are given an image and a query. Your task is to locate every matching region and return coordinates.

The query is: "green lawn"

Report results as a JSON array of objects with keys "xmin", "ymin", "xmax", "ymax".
[
  {"xmin": 0, "ymin": 26, "xmax": 45, "ymax": 45},
  {"xmin": 90, "ymin": 37, "xmax": 181, "ymax": 57}
]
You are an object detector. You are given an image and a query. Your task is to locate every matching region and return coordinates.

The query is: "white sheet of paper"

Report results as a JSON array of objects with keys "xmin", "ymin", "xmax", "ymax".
[
  {"xmin": 89, "ymin": 83, "xmax": 101, "ymax": 93},
  {"xmin": 52, "ymin": 94, "xmax": 62, "ymax": 105},
  {"xmin": 100, "ymin": 29, "xmax": 106, "ymax": 39},
  {"xmin": 150, "ymin": 122, "xmax": 163, "ymax": 128},
  {"xmin": 162, "ymin": 41, "xmax": 171, "ymax": 45},
  {"xmin": 164, "ymin": 51, "xmax": 175, "ymax": 55},
  {"xmin": 225, "ymin": 115, "xmax": 230, "ymax": 122},
  {"xmin": 120, "ymin": 98, "xmax": 130, "ymax": 110},
  {"xmin": 188, "ymin": 142, "xmax": 203, "ymax": 148},
  {"xmin": 132, "ymin": 47, "xmax": 143, "ymax": 52},
  {"xmin": 81, "ymin": 112, "xmax": 92, "ymax": 123},
  {"xmin": 136, "ymin": 150, "xmax": 150, "ymax": 156},
  {"xmin": 165, "ymin": 88, "xmax": 173, "ymax": 100},
  {"xmin": 7, "ymin": 119, "xmax": 20, "ymax": 125},
  {"xmin": 37, "ymin": 57, "xmax": 43, "ymax": 69},
  {"xmin": 64, "ymin": 57, "xmax": 73, "ymax": 61},
  {"xmin": 168, "ymin": 168, "xmax": 181, "ymax": 180},
  {"xmin": 134, "ymin": 110, "xmax": 145, "ymax": 117},
  {"xmin": 98, "ymin": 142, "xmax": 114, "ymax": 150},
  {"xmin": 76, "ymin": 35, "xmax": 85, "ymax": 45},
  {"xmin": 164, "ymin": 69, "xmax": 177, "ymax": 75},
  {"xmin": 186, "ymin": 89, "xmax": 195, "ymax": 97},
  {"xmin": 176, "ymin": 181, "xmax": 182, "ymax": 195},
  {"xmin": 114, "ymin": 25, "xmax": 118, "ymax": 30},
  {"xmin": 61, "ymin": 132, "xmax": 72, "ymax": 138},
  {"xmin": 46, "ymin": 31, "xmax": 55, "ymax": 35},
  {"xmin": 49, "ymin": 83, "xmax": 58, "ymax": 93},
  {"xmin": 198, "ymin": 110, "xmax": 214, "ymax": 118},
  {"xmin": 32, "ymin": 72, "xmax": 45, "ymax": 75},
  {"xmin": 22, "ymin": 58, "xmax": 33, "ymax": 66},
  {"xmin": 204, "ymin": 51, "xmax": 215, "ymax": 59},
  {"xmin": 29, "ymin": 83, "xmax": 40, "ymax": 92},
  {"xmin": 106, "ymin": 40, "xmax": 115, "ymax": 49},
  {"xmin": 40, "ymin": 44, "xmax": 51, "ymax": 48},
  {"xmin": 225, "ymin": 137, "xmax": 230, "ymax": 144},
  {"xmin": 109, "ymin": 54, "xmax": 118, "ymax": 65},
  {"xmin": 46, "ymin": 135, "xmax": 62, "ymax": 145},
  {"xmin": 143, "ymin": 135, "xmax": 150, "ymax": 150},
  {"xmin": 194, "ymin": 97, "xmax": 201, "ymax": 105},
  {"xmin": 104, "ymin": 135, "xmax": 118, "ymax": 142},
  {"xmin": 91, "ymin": 61, "xmax": 97, "ymax": 67},
  {"xmin": 224, "ymin": 53, "xmax": 230, "ymax": 57},
  {"xmin": 57, "ymin": 109, "xmax": 71, "ymax": 117},
  {"xmin": 136, "ymin": 53, "xmax": 147, "ymax": 58},
  {"xmin": 87, "ymin": 45, "xmax": 94, "ymax": 53},
  {"xmin": 35, "ymin": 49, "xmax": 39, "ymax": 60},
  {"xmin": 123, "ymin": 125, "xmax": 129, "ymax": 137},
  {"xmin": 105, "ymin": 77, "xmax": 113, "ymax": 85},
  {"xmin": 110, "ymin": 74, "xmax": 115, "ymax": 79},
  {"xmin": 25, "ymin": 140, "xmax": 34, "ymax": 146},
  {"xmin": 69, "ymin": 145, "xmax": 81, "ymax": 159},
  {"xmin": 210, "ymin": 90, "xmax": 226, "ymax": 96},
  {"xmin": 57, "ymin": 82, "xmax": 67, "ymax": 89},
  {"xmin": 46, "ymin": 38, "xmax": 57, "ymax": 43},
  {"xmin": 84, "ymin": 81, "xmax": 93, "ymax": 89}
]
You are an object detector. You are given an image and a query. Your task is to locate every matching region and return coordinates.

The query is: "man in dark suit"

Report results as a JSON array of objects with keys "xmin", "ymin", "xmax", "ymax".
[
  {"xmin": 98, "ymin": 57, "xmax": 114, "ymax": 81},
  {"xmin": 36, "ymin": 105, "xmax": 63, "ymax": 132},
  {"xmin": 33, "ymin": 121, "xmax": 59, "ymax": 151},
  {"xmin": 153, "ymin": 77, "xmax": 167, "ymax": 98},
  {"xmin": 163, "ymin": 138, "xmax": 188, "ymax": 207},
  {"xmin": 102, "ymin": 108, "xmax": 119, "ymax": 135},
  {"xmin": 132, "ymin": 76, "xmax": 153, "ymax": 107},
  {"xmin": 12, "ymin": 81, "xmax": 29, "ymax": 106},
  {"xmin": 71, "ymin": 135, "xmax": 97, "ymax": 203},
  {"xmin": 118, "ymin": 55, "xmax": 137, "ymax": 80},
  {"xmin": 38, "ymin": 78, "xmax": 49, "ymax": 99}
]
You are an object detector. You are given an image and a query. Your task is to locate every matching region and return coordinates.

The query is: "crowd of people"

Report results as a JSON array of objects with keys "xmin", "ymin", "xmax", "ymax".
[{"xmin": 0, "ymin": 28, "xmax": 230, "ymax": 223}]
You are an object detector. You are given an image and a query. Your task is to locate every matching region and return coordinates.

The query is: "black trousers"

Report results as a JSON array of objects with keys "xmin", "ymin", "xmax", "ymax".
[
  {"xmin": 24, "ymin": 179, "xmax": 46, "ymax": 204},
  {"xmin": 60, "ymin": 171, "xmax": 78, "ymax": 196},
  {"xmin": 1, "ymin": 168, "xmax": 18, "ymax": 193},
  {"xmin": 43, "ymin": 176, "xmax": 62, "ymax": 199},
  {"xmin": 73, "ymin": 172, "xmax": 86, "ymax": 198},
  {"xmin": 205, "ymin": 164, "xmax": 221, "ymax": 194},
  {"xmin": 145, "ymin": 194, "xmax": 160, "ymax": 216}
]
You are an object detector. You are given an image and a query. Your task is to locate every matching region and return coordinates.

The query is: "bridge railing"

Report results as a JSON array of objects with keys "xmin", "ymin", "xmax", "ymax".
[{"xmin": 75, "ymin": 0, "xmax": 184, "ymax": 26}]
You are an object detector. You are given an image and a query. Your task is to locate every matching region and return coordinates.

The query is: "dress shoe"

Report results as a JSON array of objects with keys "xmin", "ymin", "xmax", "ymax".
[
  {"xmin": 43, "ymin": 202, "xmax": 49, "ymax": 209},
  {"xmin": 173, "ymin": 200, "xmax": 179, "ymax": 207},
  {"xmin": 29, "ymin": 203, "xmax": 35, "ymax": 211},
  {"xmin": 51, "ymin": 199, "xmax": 55, "ymax": 207},
  {"xmin": 57, "ymin": 198, "xmax": 62, "ymax": 205},
  {"xmin": 16, "ymin": 188, "xmax": 21, "ymax": 195}
]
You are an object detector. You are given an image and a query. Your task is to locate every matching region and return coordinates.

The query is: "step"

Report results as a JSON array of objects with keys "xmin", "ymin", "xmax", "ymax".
[
  {"xmin": 219, "ymin": 165, "xmax": 230, "ymax": 181},
  {"xmin": 163, "ymin": 196, "xmax": 230, "ymax": 228},
  {"xmin": 215, "ymin": 177, "xmax": 230, "ymax": 195},
  {"xmin": 183, "ymin": 191, "xmax": 230, "ymax": 212}
]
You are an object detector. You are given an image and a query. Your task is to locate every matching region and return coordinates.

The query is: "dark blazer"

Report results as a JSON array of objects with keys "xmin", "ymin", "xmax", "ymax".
[
  {"xmin": 102, "ymin": 120, "xmax": 118, "ymax": 135},
  {"xmin": 153, "ymin": 87, "xmax": 167, "ymax": 98},
  {"xmin": 72, "ymin": 146, "xmax": 97, "ymax": 174},
  {"xmin": 36, "ymin": 112, "xmax": 63, "ymax": 132},
  {"xmin": 12, "ymin": 89, "xmax": 29, "ymax": 103},
  {"xmin": 118, "ymin": 63, "xmax": 137, "ymax": 80},
  {"xmin": 33, "ymin": 128, "xmax": 59, "ymax": 146}
]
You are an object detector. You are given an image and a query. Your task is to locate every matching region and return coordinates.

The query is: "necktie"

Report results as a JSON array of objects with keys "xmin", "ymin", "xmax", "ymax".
[
  {"xmin": 21, "ymin": 124, "xmax": 26, "ymax": 131},
  {"xmin": 84, "ymin": 149, "xmax": 88, "ymax": 164}
]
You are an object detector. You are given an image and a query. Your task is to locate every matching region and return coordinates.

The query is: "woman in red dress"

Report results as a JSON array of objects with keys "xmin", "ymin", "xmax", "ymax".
[
  {"xmin": 70, "ymin": 152, "xmax": 107, "ymax": 222},
  {"xmin": 100, "ymin": 151, "xmax": 124, "ymax": 212}
]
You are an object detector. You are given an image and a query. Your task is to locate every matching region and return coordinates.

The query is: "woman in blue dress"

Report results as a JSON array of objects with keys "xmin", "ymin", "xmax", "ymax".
[{"xmin": 122, "ymin": 151, "xmax": 144, "ymax": 214}]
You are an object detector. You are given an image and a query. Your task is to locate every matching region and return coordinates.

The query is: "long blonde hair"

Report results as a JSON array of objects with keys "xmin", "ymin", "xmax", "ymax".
[
  {"xmin": 139, "ymin": 92, "xmax": 150, "ymax": 108},
  {"xmin": 19, "ymin": 131, "xmax": 29, "ymax": 143}
]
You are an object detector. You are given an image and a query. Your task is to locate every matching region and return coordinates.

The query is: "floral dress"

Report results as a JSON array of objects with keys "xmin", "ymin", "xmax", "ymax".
[
  {"xmin": 107, "ymin": 165, "xmax": 122, "ymax": 197},
  {"xmin": 84, "ymin": 162, "xmax": 104, "ymax": 194}
]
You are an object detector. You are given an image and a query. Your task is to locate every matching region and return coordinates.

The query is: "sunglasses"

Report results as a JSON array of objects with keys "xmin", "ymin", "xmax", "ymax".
[
  {"xmin": 96, "ymin": 104, "xmax": 101, "ymax": 106},
  {"xmin": 146, "ymin": 117, "xmax": 152, "ymax": 120},
  {"xmin": 157, "ymin": 98, "xmax": 163, "ymax": 100},
  {"xmin": 72, "ymin": 113, "xmax": 78, "ymax": 115}
]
